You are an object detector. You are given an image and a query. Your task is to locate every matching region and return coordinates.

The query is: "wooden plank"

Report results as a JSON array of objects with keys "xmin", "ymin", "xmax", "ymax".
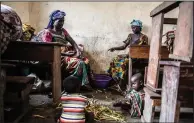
[
  {"xmin": 146, "ymin": 62, "xmax": 193, "ymax": 92},
  {"xmin": 141, "ymin": 87, "xmax": 161, "ymax": 122},
  {"xmin": 127, "ymin": 57, "xmax": 132, "ymax": 90},
  {"xmin": 2, "ymin": 41, "xmax": 55, "ymax": 62},
  {"xmin": 0, "ymin": 2, "xmax": 4, "ymax": 121},
  {"xmin": 147, "ymin": 13, "xmax": 164, "ymax": 89},
  {"xmin": 141, "ymin": 90, "xmax": 154, "ymax": 122},
  {"xmin": 150, "ymin": 1, "xmax": 181, "ymax": 17},
  {"xmin": 0, "ymin": 69, "xmax": 6, "ymax": 123},
  {"xmin": 175, "ymin": 101, "xmax": 181, "ymax": 123},
  {"xmin": 6, "ymin": 76, "xmax": 35, "ymax": 84},
  {"xmin": 159, "ymin": 61, "xmax": 181, "ymax": 122},
  {"xmin": 169, "ymin": 54, "xmax": 191, "ymax": 62},
  {"xmin": 6, "ymin": 76, "xmax": 34, "ymax": 93},
  {"xmin": 9, "ymin": 40, "xmax": 64, "ymax": 46},
  {"xmin": 145, "ymin": 84, "xmax": 162, "ymax": 92},
  {"xmin": 21, "ymin": 84, "xmax": 33, "ymax": 101},
  {"xmin": 130, "ymin": 46, "xmax": 149, "ymax": 59},
  {"xmin": 193, "ymin": 65, "xmax": 194, "ymax": 120},
  {"xmin": 129, "ymin": 45, "xmax": 169, "ymax": 59},
  {"xmin": 153, "ymin": 99, "xmax": 161, "ymax": 106},
  {"xmin": 160, "ymin": 61, "xmax": 181, "ymax": 67},
  {"xmin": 164, "ymin": 18, "xmax": 177, "ymax": 25},
  {"xmin": 144, "ymin": 66, "xmax": 163, "ymax": 92},
  {"xmin": 144, "ymin": 87, "xmax": 161, "ymax": 99},
  {"xmin": 169, "ymin": 2, "xmax": 194, "ymax": 62},
  {"xmin": 144, "ymin": 67, "xmax": 148, "ymax": 86},
  {"xmin": 1, "ymin": 63, "xmax": 16, "ymax": 68},
  {"xmin": 193, "ymin": 85, "xmax": 194, "ymax": 120},
  {"xmin": 52, "ymin": 46, "xmax": 61, "ymax": 103}
]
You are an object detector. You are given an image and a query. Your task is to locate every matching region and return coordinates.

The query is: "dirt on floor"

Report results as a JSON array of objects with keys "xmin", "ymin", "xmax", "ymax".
[
  {"xmin": 18, "ymin": 89, "xmax": 141, "ymax": 123},
  {"xmin": 7, "ymin": 88, "xmax": 193, "ymax": 123}
]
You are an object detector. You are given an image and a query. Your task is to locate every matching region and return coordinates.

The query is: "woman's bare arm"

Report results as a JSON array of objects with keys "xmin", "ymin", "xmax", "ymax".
[
  {"xmin": 65, "ymin": 33, "xmax": 81, "ymax": 58},
  {"xmin": 108, "ymin": 34, "xmax": 131, "ymax": 52}
]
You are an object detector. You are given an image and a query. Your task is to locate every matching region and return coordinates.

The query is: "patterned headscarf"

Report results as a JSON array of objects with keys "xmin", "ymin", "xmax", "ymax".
[
  {"xmin": 47, "ymin": 10, "xmax": 66, "ymax": 29},
  {"xmin": 1, "ymin": 4, "xmax": 22, "ymax": 54},
  {"xmin": 1, "ymin": 4, "xmax": 22, "ymax": 41},
  {"xmin": 22, "ymin": 24, "xmax": 35, "ymax": 41},
  {"xmin": 130, "ymin": 20, "xmax": 143, "ymax": 29}
]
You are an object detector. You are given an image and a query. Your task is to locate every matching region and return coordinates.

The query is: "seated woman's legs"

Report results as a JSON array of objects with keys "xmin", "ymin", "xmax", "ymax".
[{"xmin": 108, "ymin": 55, "xmax": 129, "ymax": 91}]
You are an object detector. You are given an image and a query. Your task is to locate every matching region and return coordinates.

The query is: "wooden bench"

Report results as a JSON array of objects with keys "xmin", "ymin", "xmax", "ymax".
[
  {"xmin": 141, "ymin": 87, "xmax": 161, "ymax": 122},
  {"xmin": 144, "ymin": 2, "xmax": 193, "ymax": 122},
  {"xmin": 0, "ymin": 63, "xmax": 17, "ymax": 123},
  {"xmin": 141, "ymin": 87, "xmax": 183, "ymax": 123},
  {"xmin": 2, "ymin": 41, "xmax": 64, "ymax": 102},
  {"xmin": 6, "ymin": 76, "xmax": 34, "ymax": 93},
  {"xmin": 4, "ymin": 76, "xmax": 35, "ymax": 123}
]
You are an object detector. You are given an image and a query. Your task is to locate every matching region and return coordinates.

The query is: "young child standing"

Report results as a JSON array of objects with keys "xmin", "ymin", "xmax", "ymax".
[
  {"xmin": 113, "ymin": 73, "xmax": 145, "ymax": 118},
  {"xmin": 57, "ymin": 76, "xmax": 94, "ymax": 123}
]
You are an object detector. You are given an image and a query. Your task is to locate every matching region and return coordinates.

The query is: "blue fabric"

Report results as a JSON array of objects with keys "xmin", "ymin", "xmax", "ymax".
[
  {"xmin": 47, "ymin": 10, "xmax": 66, "ymax": 29},
  {"xmin": 130, "ymin": 20, "xmax": 143, "ymax": 28}
]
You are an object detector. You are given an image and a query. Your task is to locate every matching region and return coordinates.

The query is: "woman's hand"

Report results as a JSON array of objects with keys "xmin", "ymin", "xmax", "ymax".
[
  {"xmin": 74, "ymin": 50, "xmax": 82, "ymax": 58},
  {"xmin": 61, "ymin": 51, "xmax": 75, "ymax": 57},
  {"xmin": 108, "ymin": 48, "xmax": 115, "ymax": 52},
  {"xmin": 84, "ymin": 58, "xmax": 89, "ymax": 64},
  {"xmin": 66, "ymin": 51, "xmax": 75, "ymax": 54}
]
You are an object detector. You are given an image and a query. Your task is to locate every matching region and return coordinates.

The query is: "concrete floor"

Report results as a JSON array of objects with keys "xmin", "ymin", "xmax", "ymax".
[
  {"xmin": 15, "ymin": 89, "xmax": 193, "ymax": 123},
  {"xmin": 18, "ymin": 89, "xmax": 141, "ymax": 123}
]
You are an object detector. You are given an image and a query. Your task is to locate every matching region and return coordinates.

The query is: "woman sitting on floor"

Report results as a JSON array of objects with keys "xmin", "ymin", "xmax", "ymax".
[{"xmin": 34, "ymin": 10, "xmax": 92, "ymax": 89}]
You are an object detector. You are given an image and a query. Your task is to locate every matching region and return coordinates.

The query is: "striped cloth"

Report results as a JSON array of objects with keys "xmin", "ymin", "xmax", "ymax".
[{"xmin": 59, "ymin": 93, "xmax": 88, "ymax": 123}]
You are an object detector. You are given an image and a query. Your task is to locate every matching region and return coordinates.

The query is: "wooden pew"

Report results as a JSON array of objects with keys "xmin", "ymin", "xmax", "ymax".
[
  {"xmin": 4, "ymin": 76, "xmax": 35, "ymax": 123},
  {"xmin": 143, "ymin": 2, "xmax": 193, "ymax": 121},
  {"xmin": 2, "ymin": 41, "xmax": 64, "ymax": 103}
]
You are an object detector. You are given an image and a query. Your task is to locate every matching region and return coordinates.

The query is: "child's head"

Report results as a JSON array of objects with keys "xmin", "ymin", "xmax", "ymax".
[
  {"xmin": 63, "ymin": 75, "xmax": 81, "ymax": 93},
  {"xmin": 131, "ymin": 73, "xmax": 143, "ymax": 91}
]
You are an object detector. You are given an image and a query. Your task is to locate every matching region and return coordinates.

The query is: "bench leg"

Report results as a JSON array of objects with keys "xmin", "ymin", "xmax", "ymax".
[
  {"xmin": 175, "ymin": 101, "xmax": 181, "ymax": 123},
  {"xmin": 0, "ymin": 69, "xmax": 6, "ymax": 123},
  {"xmin": 159, "ymin": 64, "xmax": 180, "ymax": 122},
  {"xmin": 141, "ymin": 91, "xmax": 155, "ymax": 122}
]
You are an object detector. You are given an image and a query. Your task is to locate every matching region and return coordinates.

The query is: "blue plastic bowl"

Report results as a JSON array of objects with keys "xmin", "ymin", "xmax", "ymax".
[{"xmin": 93, "ymin": 74, "xmax": 112, "ymax": 89}]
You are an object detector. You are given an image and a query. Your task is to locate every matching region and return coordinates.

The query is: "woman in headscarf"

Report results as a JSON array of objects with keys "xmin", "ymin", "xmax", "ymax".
[
  {"xmin": 0, "ymin": 5, "xmax": 22, "ymax": 122},
  {"xmin": 107, "ymin": 19, "xmax": 148, "ymax": 91},
  {"xmin": 21, "ymin": 24, "xmax": 36, "ymax": 41},
  {"xmin": 35, "ymin": 10, "xmax": 92, "ymax": 89}
]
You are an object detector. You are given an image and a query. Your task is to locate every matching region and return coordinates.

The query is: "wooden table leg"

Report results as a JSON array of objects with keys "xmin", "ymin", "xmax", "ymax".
[
  {"xmin": 141, "ymin": 91, "xmax": 154, "ymax": 122},
  {"xmin": 52, "ymin": 46, "xmax": 61, "ymax": 103},
  {"xmin": 0, "ymin": 69, "xmax": 6, "ymax": 123},
  {"xmin": 127, "ymin": 57, "xmax": 132, "ymax": 90},
  {"xmin": 141, "ymin": 88, "xmax": 161, "ymax": 122},
  {"xmin": 193, "ymin": 89, "xmax": 194, "ymax": 120},
  {"xmin": 147, "ymin": 13, "xmax": 164, "ymax": 89},
  {"xmin": 175, "ymin": 101, "xmax": 181, "ymax": 123}
]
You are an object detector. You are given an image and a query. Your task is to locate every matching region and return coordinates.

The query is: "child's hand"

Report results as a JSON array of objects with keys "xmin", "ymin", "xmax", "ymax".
[
  {"xmin": 84, "ymin": 59, "xmax": 89, "ymax": 64},
  {"xmin": 113, "ymin": 100, "xmax": 122, "ymax": 107}
]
